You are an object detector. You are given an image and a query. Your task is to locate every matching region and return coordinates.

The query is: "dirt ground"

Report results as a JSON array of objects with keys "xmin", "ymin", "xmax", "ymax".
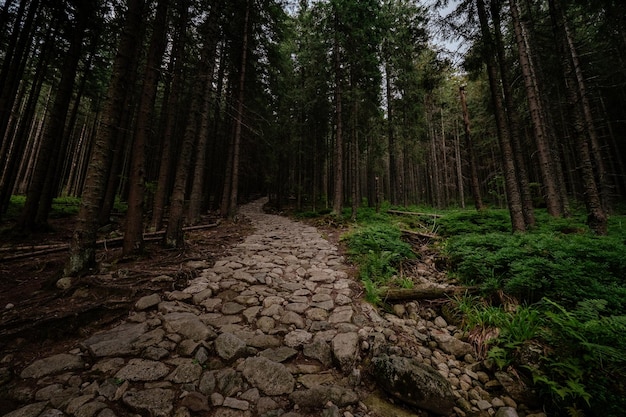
[{"xmin": 0, "ymin": 212, "xmax": 256, "ymax": 370}]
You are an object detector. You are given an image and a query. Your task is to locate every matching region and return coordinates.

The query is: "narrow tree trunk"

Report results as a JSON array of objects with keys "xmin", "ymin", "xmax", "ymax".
[
  {"xmin": 123, "ymin": 0, "xmax": 169, "ymax": 255},
  {"xmin": 0, "ymin": 0, "xmax": 40, "ymax": 153},
  {"xmin": 491, "ymin": 0, "xmax": 535, "ymax": 227},
  {"xmin": 188, "ymin": 16, "xmax": 220, "ymax": 224},
  {"xmin": 65, "ymin": 0, "xmax": 146, "ymax": 276},
  {"xmin": 331, "ymin": 18, "xmax": 343, "ymax": 216},
  {"xmin": 150, "ymin": 7, "xmax": 186, "ymax": 231},
  {"xmin": 549, "ymin": 0, "xmax": 606, "ymax": 234},
  {"xmin": 509, "ymin": 0, "xmax": 562, "ymax": 217},
  {"xmin": 226, "ymin": 0, "xmax": 251, "ymax": 218},
  {"xmin": 18, "ymin": 5, "xmax": 88, "ymax": 230},
  {"xmin": 0, "ymin": 25, "xmax": 51, "ymax": 218},
  {"xmin": 477, "ymin": 0, "xmax": 525, "ymax": 231},
  {"xmin": 459, "ymin": 85, "xmax": 485, "ymax": 211}
]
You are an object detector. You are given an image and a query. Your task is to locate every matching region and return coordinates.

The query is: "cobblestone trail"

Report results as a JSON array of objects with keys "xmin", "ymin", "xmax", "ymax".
[{"xmin": 2, "ymin": 198, "xmax": 542, "ymax": 417}]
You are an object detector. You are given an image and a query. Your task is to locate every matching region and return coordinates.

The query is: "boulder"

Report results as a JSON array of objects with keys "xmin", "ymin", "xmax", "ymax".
[{"xmin": 371, "ymin": 354, "xmax": 455, "ymax": 416}]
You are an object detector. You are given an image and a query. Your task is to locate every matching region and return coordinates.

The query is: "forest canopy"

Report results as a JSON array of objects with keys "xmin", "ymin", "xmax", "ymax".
[{"xmin": 0, "ymin": 0, "xmax": 625, "ymax": 273}]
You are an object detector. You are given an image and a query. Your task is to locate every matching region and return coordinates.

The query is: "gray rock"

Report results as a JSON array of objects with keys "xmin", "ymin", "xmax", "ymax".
[
  {"xmin": 114, "ymin": 359, "xmax": 170, "ymax": 381},
  {"xmin": 214, "ymin": 332, "xmax": 248, "ymax": 361},
  {"xmin": 199, "ymin": 371, "xmax": 217, "ymax": 395},
  {"xmin": 284, "ymin": 329, "xmax": 313, "ymax": 348},
  {"xmin": 495, "ymin": 407, "xmax": 519, "ymax": 417},
  {"xmin": 260, "ymin": 346, "xmax": 298, "ymax": 363},
  {"xmin": 162, "ymin": 312, "xmax": 214, "ymax": 341},
  {"xmin": 216, "ymin": 368, "xmax": 244, "ymax": 397},
  {"xmin": 122, "ymin": 388, "xmax": 175, "ymax": 417},
  {"xmin": 242, "ymin": 356, "xmax": 295, "ymax": 395},
  {"xmin": 222, "ymin": 302, "xmax": 246, "ymax": 315},
  {"xmin": 20, "ymin": 353, "xmax": 84, "ymax": 379},
  {"xmin": 289, "ymin": 385, "xmax": 359, "ymax": 409},
  {"xmin": 135, "ymin": 293, "xmax": 161, "ymax": 310},
  {"xmin": 223, "ymin": 397, "xmax": 249, "ymax": 410},
  {"xmin": 74, "ymin": 400, "xmax": 108, "ymax": 417},
  {"xmin": 495, "ymin": 371, "xmax": 540, "ymax": 407},
  {"xmin": 431, "ymin": 331, "xmax": 474, "ymax": 358},
  {"xmin": 331, "ymin": 332, "xmax": 359, "ymax": 372},
  {"xmin": 167, "ymin": 361, "xmax": 203, "ymax": 383},
  {"xmin": 181, "ymin": 391, "xmax": 210, "ymax": 412},
  {"xmin": 371, "ymin": 354, "xmax": 456, "ymax": 416},
  {"xmin": 2, "ymin": 402, "xmax": 48, "ymax": 417},
  {"xmin": 303, "ymin": 340, "xmax": 333, "ymax": 367},
  {"xmin": 82, "ymin": 322, "xmax": 149, "ymax": 357}
]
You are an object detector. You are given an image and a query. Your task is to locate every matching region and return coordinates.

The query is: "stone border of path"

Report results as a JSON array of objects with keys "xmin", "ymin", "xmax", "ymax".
[{"xmin": 2, "ymin": 198, "xmax": 544, "ymax": 417}]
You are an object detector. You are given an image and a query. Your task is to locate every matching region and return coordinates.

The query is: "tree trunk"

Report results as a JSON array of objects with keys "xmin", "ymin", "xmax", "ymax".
[
  {"xmin": 65, "ymin": 0, "xmax": 146, "ymax": 276},
  {"xmin": 123, "ymin": 0, "xmax": 169, "ymax": 255},
  {"xmin": 330, "ymin": 10, "xmax": 344, "ymax": 217},
  {"xmin": 0, "ymin": 0, "xmax": 38, "ymax": 151},
  {"xmin": 458, "ymin": 86, "xmax": 483, "ymax": 211},
  {"xmin": 150, "ymin": 4, "xmax": 187, "ymax": 231},
  {"xmin": 18, "ymin": 3, "xmax": 88, "ymax": 231},
  {"xmin": 0, "ymin": 23, "xmax": 52, "ymax": 218},
  {"xmin": 491, "ymin": 0, "xmax": 535, "ymax": 227},
  {"xmin": 476, "ymin": 0, "xmax": 525, "ymax": 231},
  {"xmin": 226, "ymin": 0, "xmax": 251, "ymax": 219},
  {"xmin": 188, "ymin": 15, "xmax": 220, "ymax": 224},
  {"xmin": 509, "ymin": 0, "xmax": 563, "ymax": 218},
  {"xmin": 549, "ymin": 0, "xmax": 607, "ymax": 234}
]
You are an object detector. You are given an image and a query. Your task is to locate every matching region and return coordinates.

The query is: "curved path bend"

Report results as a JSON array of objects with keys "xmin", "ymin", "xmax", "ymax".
[{"xmin": 3, "ymin": 198, "xmax": 539, "ymax": 417}]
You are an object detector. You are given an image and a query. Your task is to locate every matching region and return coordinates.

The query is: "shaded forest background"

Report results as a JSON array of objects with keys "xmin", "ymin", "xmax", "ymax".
[{"xmin": 0, "ymin": 0, "xmax": 625, "ymax": 275}]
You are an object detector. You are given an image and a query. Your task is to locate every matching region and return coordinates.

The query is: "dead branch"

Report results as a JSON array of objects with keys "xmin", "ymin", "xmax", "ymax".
[
  {"xmin": 0, "ymin": 223, "xmax": 219, "ymax": 262},
  {"xmin": 388, "ymin": 209, "xmax": 442, "ymax": 218},
  {"xmin": 380, "ymin": 285, "xmax": 479, "ymax": 301}
]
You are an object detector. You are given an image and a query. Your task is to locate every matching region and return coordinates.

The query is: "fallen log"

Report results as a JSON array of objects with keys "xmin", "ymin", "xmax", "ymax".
[
  {"xmin": 388, "ymin": 209, "xmax": 442, "ymax": 218},
  {"xmin": 380, "ymin": 285, "xmax": 480, "ymax": 301}
]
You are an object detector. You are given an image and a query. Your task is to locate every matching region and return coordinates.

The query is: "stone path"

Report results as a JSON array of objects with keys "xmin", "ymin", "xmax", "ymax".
[{"xmin": 2, "ymin": 198, "xmax": 544, "ymax": 417}]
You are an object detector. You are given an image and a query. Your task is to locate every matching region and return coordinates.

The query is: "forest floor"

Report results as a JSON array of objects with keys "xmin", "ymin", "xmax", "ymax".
[{"xmin": 0, "ymin": 211, "xmax": 268, "ymax": 369}]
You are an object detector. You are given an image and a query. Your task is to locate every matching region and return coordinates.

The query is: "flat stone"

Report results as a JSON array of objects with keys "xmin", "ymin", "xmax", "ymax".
[
  {"xmin": 222, "ymin": 302, "xmax": 246, "ymax": 315},
  {"xmin": 289, "ymin": 385, "xmax": 359, "ymax": 409},
  {"xmin": 135, "ymin": 293, "xmax": 161, "ymax": 310},
  {"xmin": 242, "ymin": 356, "xmax": 295, "ymax": 395},
  {"xmin": 122, "ymin": 388, "xmax": 175, "ymax": 417},
  {"xmin": 20, "ymin": 354, "xmax": 85, "ymax": 379},
  {"xmin": 284, "ymin": 329, "xmax": 313, "ymax": 348},
  {"xmin": 2, "ymin": 402, "xmax": 48, "ymax": 417},
  {"xmin": 214, "ymin": 332, "xmax": 248, "ymax": 361},
  {"xmin": 260, "ymin": 346, "xmax": 298, "ymax": 363},
  {"xmin": 82, "ymin": 322, "xmax": 149, "ymax": 357},
  {"xmin": 115, "ymin": 359, "xmax": 170, "ymax": 381},
  {"xmin": 163, "ymin": 312, "xmax": 214, "ymax": 341},
  {"xmin": 223, "ymin": 397, "xmax": 249, "ymax": 410}
]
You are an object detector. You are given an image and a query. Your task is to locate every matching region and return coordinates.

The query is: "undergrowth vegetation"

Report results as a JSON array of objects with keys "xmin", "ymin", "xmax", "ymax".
[{"xmin": 307, "ymin": 204, "xmax": 626, "ymax": 417}]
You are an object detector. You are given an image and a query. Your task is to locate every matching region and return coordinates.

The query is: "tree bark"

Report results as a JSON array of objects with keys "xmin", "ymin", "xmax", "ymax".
[
  {"xmin": 18, "ymin": 2, "xmax": 89, "ymax": 230},
  {"xmin": 150, "ymin": 3, "xmax": 187, "ymax": 232},
  {"xmin": 491, "ymin": 0, "xmax": 535, "ymax": 227},
  {"xmin": 331, "ymin": 14, "xmax": 343, "ymax": 216},
  {"xmin": 123, "ymin": 0, "xmax": 169, "ymax": 255},
  {"xmin": 188, "ymin": 15, "xmax": 220, "ymax": 224},
  {"xmin": 509, "ymin": 0, "xmax": 563, "ymax": 218},
  {"xmin": 459, "ymin": 85, "xmax": 485, "ymax": 211},
  {"xmin": 65, "ymin": 0, "xmax": 146, "ymax": 276},
  {"xmin": 476, "ymin": 0, "xmax": 526, "ymax": 232},
  {"xmin": 226, "ymin": 0, "xmax": 251, "ymax": 219},
  {"xmin": 549, "ymin": 0, "xmax": 607, "ymax": 234}
]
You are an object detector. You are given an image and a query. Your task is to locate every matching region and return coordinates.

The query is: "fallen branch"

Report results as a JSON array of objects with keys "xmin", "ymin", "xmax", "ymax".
[
  {"xmin": 0, "ymin": 223, "xmax": 219, "ymax": 262},
  {"xmin": 388, "ymin": 209, "xmax": 442, "ymax": 218},
  {"xmin": 380, "ymin": 285, "xmax": 479, "ymax": 301},
  {"xmin": 400, "ymin": 229, "xmax": 439, "ymax": 240}
]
